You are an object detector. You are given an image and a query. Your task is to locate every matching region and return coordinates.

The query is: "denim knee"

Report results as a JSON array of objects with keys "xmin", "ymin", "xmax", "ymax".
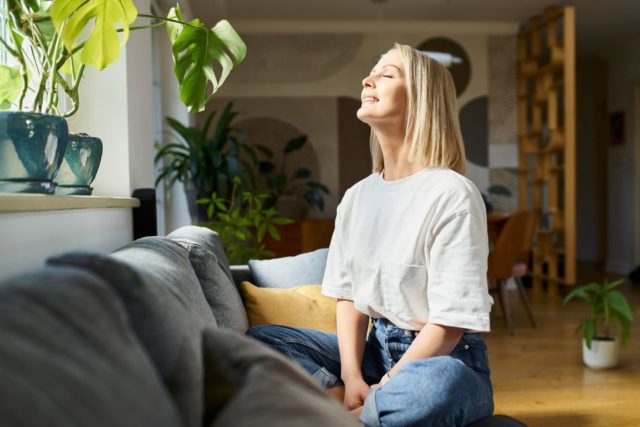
[
  {"xmin": 244, "ymin": 324, "xmax": 342, "ymax": 388},
  {"xmin": 362, "ymin": 357, "xmax": 493, "ymax": 427}
]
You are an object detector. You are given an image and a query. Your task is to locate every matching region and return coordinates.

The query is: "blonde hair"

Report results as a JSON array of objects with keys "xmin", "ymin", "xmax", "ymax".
[{"xmin": 370, "ymin": 43, "xmax": 466, "ymax": 175}]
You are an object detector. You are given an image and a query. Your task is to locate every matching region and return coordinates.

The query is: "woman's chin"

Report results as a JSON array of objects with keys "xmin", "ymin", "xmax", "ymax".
[{"xmin": 356, "ymin": 109, "xmax": 373, "ymax": 124}]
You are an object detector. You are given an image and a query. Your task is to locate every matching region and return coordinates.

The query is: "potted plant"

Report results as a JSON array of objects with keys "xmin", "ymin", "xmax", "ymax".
[
  {"xmin": 563, "ymin": 277, "xmax": 634, "ymax": 369},
  {"xmin": 155, "ymin": 102, "xmax": 256, "ymax": 223},
  {"xmin": 0, "ymin": 0, "xmax": 245, "ymax": 194},
  {"xmin": 256, "ymin": 135, "xmax": 330, "ymax": 219},
  {"xmin": 0, "ymin": 0, "xmax": 70, "ymax": 193},
  {"xmin": 197, "ymin": 176, "xmax": 294, "ymax": 264}
]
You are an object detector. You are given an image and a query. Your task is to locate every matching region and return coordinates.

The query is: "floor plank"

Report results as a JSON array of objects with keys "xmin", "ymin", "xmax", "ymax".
[{"xmin": 485, "ymin": 267, "xmax": 640, "ymax": 427}]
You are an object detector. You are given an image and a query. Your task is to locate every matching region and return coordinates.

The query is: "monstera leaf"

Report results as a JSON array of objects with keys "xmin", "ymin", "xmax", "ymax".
[
  {"xmin": 0, "ymin": 66, "xmax": 24, "ymax": 110},
  {"xmin": 168, "ymin": 7, "xmax": 246, "ymax": 112},
  {"xmin": 51, "ymin": 0, "xmax": 138, "ymax": 70}
]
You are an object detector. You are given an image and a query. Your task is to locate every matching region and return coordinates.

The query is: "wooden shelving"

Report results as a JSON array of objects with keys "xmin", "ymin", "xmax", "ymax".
[{"xmin": 518, "ymin": 6, "xmax": 576, "ymax": 293}]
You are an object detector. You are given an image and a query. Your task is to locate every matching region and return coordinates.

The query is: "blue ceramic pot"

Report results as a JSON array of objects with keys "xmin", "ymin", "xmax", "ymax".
[
  {"xmin": 54, "ymin": 133, "xmax": 103, "ymax": 196},
  {"xmin": 0, "ymin": 111, "xmax": 68, "ymax": 194}
]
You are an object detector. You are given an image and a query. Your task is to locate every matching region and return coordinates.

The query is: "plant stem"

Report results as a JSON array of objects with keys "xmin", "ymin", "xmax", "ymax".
[
  {"xmin": 128, "ymin": 22, "xmax": 166, "ymax": 31},
  {"xmin": 138, "ymin": 13, "xmax": 203, "ymax": 30},
  {"xmin": 6, "ymin": 12, "xmax": 29, "ymax": 109},
  {"xmin": 53, "ymin": 42, "xmax": 84, "ymax": 75},
  {"xmin": 62, "ymin": 64, "xmax": 84, "ymax": 117},
  {"xmin": 0, "ymin": 33, "xmax": 18, "ymax": 57},
  {"xmin": 229, "ymin": 179, "xmax": 238, "ymax": 213},
  {"xmin": 45, "ymin": 30, "xmax": 64, "ymax": 114}
]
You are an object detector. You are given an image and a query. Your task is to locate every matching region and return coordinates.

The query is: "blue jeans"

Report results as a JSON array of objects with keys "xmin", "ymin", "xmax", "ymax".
[{"xmin": 246, "ymin": 318, "xmax": 494, "ymax": 427}]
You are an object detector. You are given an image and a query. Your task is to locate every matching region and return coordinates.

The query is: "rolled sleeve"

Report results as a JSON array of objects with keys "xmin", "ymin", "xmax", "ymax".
[{"xmin": 426, "ymin": 210, "xmax": 492, "ymax": 332}]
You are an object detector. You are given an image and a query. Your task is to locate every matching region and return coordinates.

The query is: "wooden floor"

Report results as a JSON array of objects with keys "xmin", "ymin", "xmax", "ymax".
[{"xmin": 486, "ymin": 265, "xmax": 640, "ymax": 427}]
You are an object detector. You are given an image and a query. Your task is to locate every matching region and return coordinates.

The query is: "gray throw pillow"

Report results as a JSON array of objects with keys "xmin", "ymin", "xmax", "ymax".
[
  {"xmin": 168, "ymin": 226, "xmax": 249, "ymax": 333},
  {"xmin": 0, "ymin": 266, "xmax": 181, "ymax": 427},
  {"xmin": 48, "ymin": 237, "xmax": 216, "ymax": 427},
  {"xmin": 202, "ymin": 328, "xmax": 358, "ymax": 427},
  {"xmin": 248, "ymin": 248, "xmax": 329, "ymax": 288}
]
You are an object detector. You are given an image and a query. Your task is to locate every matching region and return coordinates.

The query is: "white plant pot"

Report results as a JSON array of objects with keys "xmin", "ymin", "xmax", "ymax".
[{"xmin": 582, "ymin": 337, "xmax": 620, "ymax": 369}]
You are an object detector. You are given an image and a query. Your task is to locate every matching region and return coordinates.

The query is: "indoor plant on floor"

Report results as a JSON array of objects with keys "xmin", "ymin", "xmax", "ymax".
[
  {"xmin": 256, "ymin": 135, "xmax": 330, "ymax": 220},
  {"xmin": 155, "ymin": 102, "xmax": 258, "ymax": 223},
  {"xmin": 0, "ymin": 0, "xmax": 245, "ymax": 194},
  {"xmin": 563, "ymin": 277, "xmax": 634, "ymax": 369},
  {"xmin": 197, "ymin": 176, "xmax": 294, "ymax": 264}
]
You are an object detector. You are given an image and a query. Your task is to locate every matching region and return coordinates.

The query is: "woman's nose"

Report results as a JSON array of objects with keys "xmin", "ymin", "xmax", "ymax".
[{"xmin": 362, "ymin": 75, "xmax": 374, "ymax": 88}]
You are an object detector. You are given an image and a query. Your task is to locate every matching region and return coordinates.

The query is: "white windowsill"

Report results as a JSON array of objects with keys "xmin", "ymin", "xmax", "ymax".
[{"xmin": 0, "ymin": 194, "xmax": 140, "ymax": 212}]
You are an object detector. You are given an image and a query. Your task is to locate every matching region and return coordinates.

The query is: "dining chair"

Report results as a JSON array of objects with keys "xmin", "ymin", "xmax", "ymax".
[{"xmin": 487, "ymin": 210, "xmax": 537, "ymax": 335}]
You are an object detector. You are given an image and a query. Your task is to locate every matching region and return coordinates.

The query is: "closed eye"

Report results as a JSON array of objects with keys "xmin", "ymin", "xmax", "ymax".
[{"xmin": 383, "ymin": 75, "xmax": 393, "ymax": 78}]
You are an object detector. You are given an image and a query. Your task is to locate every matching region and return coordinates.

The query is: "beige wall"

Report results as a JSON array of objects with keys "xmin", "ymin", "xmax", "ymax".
[{"xmin": 209, "ymin": 30, "xmax": 496, "ymax": 218}]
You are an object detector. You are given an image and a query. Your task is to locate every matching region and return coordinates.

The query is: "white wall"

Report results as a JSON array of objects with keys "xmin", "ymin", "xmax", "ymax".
[
  {"xmin": 0, "ymin": 209, "xmax": 133, "ymax": 279},
  {"xmin": 65, "ymin": 55, "xmax": 131, "ymax": 196},
  {"xmin": 154, "ymin": 0, "xmax": 194, "ymax": 234},
  {"xmin": 603, "ymin": 36, "xmax": 640, "ymax": 274}
]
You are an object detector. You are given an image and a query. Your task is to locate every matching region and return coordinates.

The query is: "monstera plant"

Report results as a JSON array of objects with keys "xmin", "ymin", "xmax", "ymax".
[
  {"xmin": 0, "ymin": 0, "xmax": 245, "ymax": 114},
  {"xmin": 0, "ymin": 0, "xmax": 245, "ymax": 194}
]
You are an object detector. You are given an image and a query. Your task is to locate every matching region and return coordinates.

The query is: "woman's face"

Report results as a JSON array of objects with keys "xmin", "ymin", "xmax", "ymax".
[{"xmin": 356, "ymin": 49, "xmax": 407, "ymax": 127}]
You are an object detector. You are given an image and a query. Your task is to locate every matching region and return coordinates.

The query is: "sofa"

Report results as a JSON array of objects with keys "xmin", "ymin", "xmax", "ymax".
[{"xmin": 0, "ymin": 225, "xmax": 525, "ymax": 427}]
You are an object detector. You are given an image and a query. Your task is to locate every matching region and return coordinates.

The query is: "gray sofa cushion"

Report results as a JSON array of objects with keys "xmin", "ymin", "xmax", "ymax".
[
  {"xmin": 48, "ymin": 237, "xmax": 216, "ymax": 427},
  {"xmin": 0, "ymin": 266, "xmax": 181, "ymax": 427},
  {"xmin": 202, "ymin": 328, "xmax": 358, "ymax": 427},
  {"xmin": 248, "ymin": 248, "xmax": 329, "ymax": 288},
  {"xmin": 168, "ymin": 226, "xmax": 248, "ymax": 333}
]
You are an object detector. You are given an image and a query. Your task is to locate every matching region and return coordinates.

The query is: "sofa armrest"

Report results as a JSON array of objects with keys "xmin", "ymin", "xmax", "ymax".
[{"xmin": 230, "ymin": 265, "xmax": 253, "ymax": 287}]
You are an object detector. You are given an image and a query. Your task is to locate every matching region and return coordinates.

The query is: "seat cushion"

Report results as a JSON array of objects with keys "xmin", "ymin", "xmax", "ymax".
[
  {"xmin": 48, "ymin": 236, "xmax": 216, "ymax": 427},
  {"xmin": 240, "ymin": 282, "xmax": 337, "ymax": 332},
  {"xmin": 202, "ymin": 327, "xmax": 357, "ymax": 427},
  {"xmin": 248, "ymin": 248, "xmax": 329, "ymax": 288},
  {"xmin": 0, "ymin": 266, "xmax": 181, "ymax": 427},
  {"xmin": 167, "ymin": 226, "xmax": 248, "ymax": 333}
]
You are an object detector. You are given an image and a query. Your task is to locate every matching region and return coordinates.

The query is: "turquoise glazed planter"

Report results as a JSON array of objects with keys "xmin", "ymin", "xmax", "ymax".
[
  {"xmin": 0, "ymin": 111, "xmax": 68, "ymax": 194},
  {"xmin": 54, "ymin": 133, "xmax": 103, "ymax": 196}
]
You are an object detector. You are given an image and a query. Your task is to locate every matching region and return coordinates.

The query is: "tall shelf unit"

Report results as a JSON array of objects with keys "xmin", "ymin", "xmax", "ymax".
[{"xmin": 517, "ymin": 6, "xmax": 576, "ymax": 293}]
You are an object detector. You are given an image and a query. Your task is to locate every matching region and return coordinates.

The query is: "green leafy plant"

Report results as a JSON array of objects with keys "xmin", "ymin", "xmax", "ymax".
[
  {"xmin": 563, "ymin": 278, "xmax": 634, "ymax": 349},
  {"xmin": 0, "ymin": 0, "xmax": 245, "ymax": 115},
  {"xmin": 257, "ymin": 135, "xmax": 330, "ymax": 213},
  {"xmin": 154, "ymin": 102, "xmax": 258, "ymax": 221},
  {"xmin": 198, "ymin": 176, "xmax": 294, "ymax": 264}
]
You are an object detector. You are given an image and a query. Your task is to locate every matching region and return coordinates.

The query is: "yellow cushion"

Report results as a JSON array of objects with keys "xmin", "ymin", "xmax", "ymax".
[{"xmin": 240, "ymin": 281, "xmax": 337, "ymax": 333}]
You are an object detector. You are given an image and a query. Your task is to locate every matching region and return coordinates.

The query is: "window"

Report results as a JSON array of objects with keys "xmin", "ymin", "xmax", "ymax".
[{"xmin": 0, "ymin": 2, "xmax": 9, "ymax": 65}]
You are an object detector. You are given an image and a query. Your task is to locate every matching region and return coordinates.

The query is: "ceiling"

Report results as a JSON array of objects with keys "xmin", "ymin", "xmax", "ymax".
[{"xmin": 184, "ymin": 0, "xmax": 640, "ymax": 57}]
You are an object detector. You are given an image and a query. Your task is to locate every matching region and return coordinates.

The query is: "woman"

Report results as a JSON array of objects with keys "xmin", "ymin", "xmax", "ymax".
[{"xmin": 247, "ymin": 43, "xmax": 494, "ymax": 427}]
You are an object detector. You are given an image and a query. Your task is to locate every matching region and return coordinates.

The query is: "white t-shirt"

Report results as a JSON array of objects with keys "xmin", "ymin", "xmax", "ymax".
[{"xmin": 321, "ymin": 166, "xmax": 493, "ymax": 332}]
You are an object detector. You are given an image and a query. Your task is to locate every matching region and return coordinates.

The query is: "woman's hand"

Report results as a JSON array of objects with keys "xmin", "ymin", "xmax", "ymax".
[{"xmin": 342, "ymin": 376, "xmax": 370, "ymax": 410}]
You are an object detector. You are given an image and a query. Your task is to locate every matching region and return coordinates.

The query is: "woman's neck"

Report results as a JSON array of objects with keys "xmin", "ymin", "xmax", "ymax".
[{"xmin": 374, "ymin": 126, "xmax": 425, "ymax": 181}]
